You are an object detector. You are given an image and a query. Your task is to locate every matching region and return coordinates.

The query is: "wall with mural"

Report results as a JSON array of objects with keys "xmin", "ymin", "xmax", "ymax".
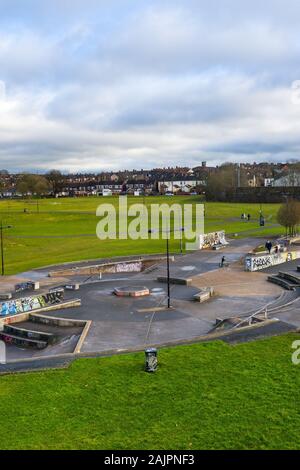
[
  {"xmin": 0, "ymin": 290, "xmax": 64, "ymax": 317},
  {"xmin": 199, "ymin": 231, "xmax": 227, "ymax": 249},
  {"xmin": 48, "ymin": 258, "xmax": 161, "ymax": 277},
  {"xmin": 245, "ymin": 251, "xmax": 300, "ymax": 272}
]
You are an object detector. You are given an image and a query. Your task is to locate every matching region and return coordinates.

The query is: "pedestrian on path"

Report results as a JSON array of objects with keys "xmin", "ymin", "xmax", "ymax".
[
  {"xmin": 265, "ymin": 240, "xmax": 273, "ymax": 254},
  {"xmin": 220, "ymin": 255, "xmax": 226, "ymax": 267}
]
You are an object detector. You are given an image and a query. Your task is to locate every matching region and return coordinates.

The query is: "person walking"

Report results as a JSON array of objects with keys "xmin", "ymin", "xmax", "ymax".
[
  {"xmin": 265, "ymin": 240, "xmax": 273, "ymax": 254},
  {"xmin": 220, "ymin": 255, "xmax": 226, "ymax": 267}
]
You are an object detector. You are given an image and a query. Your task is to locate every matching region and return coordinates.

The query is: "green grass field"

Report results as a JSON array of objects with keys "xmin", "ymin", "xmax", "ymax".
[
  {"xmin": 0, "ymin": 334, "xmax": 299, "ymax": 450},
  {"xmin": 0, "ymin": 196, "xmax": 282, "ymax": 275}
]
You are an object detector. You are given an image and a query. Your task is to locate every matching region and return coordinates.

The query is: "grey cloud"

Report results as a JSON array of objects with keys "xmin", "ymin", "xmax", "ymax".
[{"xmin": 0, "ymin": 1, "xmax": 300, "ymax": 170}]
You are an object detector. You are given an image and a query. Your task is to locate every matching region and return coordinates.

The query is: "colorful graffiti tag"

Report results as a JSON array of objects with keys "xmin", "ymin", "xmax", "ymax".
[
  {"xmin": 0, "ymin": 290, "xmax": 64, "ymax": 317},
  {"xmin": 116, "ymin": 262, "xmax": 142, "ymax": 273},
  {"xmin": 199, "ymin": 231, "xmax": 227, "ymax": 250},
  {"xmin": 15, "ymin": 281, "xmax": 39, "ymax": 293}
]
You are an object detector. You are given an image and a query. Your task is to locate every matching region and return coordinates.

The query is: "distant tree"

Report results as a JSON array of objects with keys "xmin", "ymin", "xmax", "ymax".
[
  {"xmin": 34, "ymin": 176, "xmax": 50, "ymax": 198},
  {"xmin": 16, "ymin": 175, "xmax": 30, "ymax": 198},
  {"xmin": 277, "ymin": 199, "xmax": 300, "ymax": 237},
  {"xmin": 0, "ymin": 170, "xmax": 9, "ymax": 195},
  {"xmin": 16, "ymin": 174, "xmax": 50, "ymax": 198},
  {"xmin": 46, "ymin": 170, "xmax": 65, "ymax": 196}
]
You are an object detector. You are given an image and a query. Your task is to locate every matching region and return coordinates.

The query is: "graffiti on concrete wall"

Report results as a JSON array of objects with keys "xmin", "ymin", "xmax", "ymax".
[
  {"xmin": 199, "ymin": 231, "xmax": 227, "ymax": 249},
  {"xmin": 15, "ymin": 281, "xmax": 39, "ymax": 293},
  {"xmin": 0, "ymin": 290, "xmax": 63, "ymax": 317},
  {"xmin": 252, "ymin": 255, "xmax": 272, "ymax": 270},
  {"xmin": 98, "ymin": 261, "xmax": 143, "ymax": 274},
  {"xmin": 245, "ymin": 251, "xmax": 300, "ymax": 272},
  {"xmin": 116, "ymin": 262, "xmax": 142, "ymax": 273}
]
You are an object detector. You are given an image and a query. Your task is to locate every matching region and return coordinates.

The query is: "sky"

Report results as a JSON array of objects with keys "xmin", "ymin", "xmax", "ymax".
[{"xmin": 0, "ymin": 0, "xmax": 300, "ymax": 172}]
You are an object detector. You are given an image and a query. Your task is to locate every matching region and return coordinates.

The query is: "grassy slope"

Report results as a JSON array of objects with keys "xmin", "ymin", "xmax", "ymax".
[
  {"xmin": 0, "ymin": 197, "xmax": 282, "ymax": 274},
  {"xmin": 0, "ymin": 334, "xmax": 299, "ymax": 450}
]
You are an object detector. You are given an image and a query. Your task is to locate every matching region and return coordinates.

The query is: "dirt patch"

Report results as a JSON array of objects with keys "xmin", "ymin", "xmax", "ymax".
[{"xmin": 191, "ymin": 264, "xmax": 282, "ymax": 297}]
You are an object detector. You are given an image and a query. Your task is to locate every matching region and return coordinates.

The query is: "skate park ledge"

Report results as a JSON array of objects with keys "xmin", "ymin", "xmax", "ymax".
[{"xmin": 48, "ymin": 256, "xmax": 175, "ymax": 277}]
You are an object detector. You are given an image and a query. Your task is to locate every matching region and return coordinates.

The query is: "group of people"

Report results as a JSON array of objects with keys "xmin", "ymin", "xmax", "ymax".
[
  {"xmin": 241, "ymin": 213, "xmax": 251, "ymax": 221},
  {"xmin": 265, "ymin": 240, "xmax": 281, "ymax": 254}
]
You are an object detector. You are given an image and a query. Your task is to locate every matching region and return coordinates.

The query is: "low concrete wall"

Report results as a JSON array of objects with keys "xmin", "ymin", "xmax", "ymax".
[
  {"xmin": 48, "ymin": 256, "xmax": 174, "ymax": 278},
  {"xmin": 0, "ymin": 293, "xmax": 12, "ymax": 300},
  {"xmin": 74, "ymin": 321, "xmax": 92, "ymax": 354},
  {"xmin": 157, "ymin": 276, "xmax": 193, "ymax": 286},
  {"xmin": 15, "ymin": 281, "xmax": 40, "ymax": 293},
  {"xmin": 0, "ymin": 311, "xmax": 91, "ymax": 357},
  {"xmin": 29, "ymin": 312, "xmax": 87, "ymax": 328},
  {"xmin": 194, "ymin": 287, "xmax": 214, "ymax": 303},
  {"xmin": 245, "ymin": 250, "xmax": 300, "ymax": 271},
  {"xmin": 0, "ymin": 290, "xmax": 64, "ymax": 317},
  {"xmin": 33, "ymin": 299, "xmax": 81, "ymax": 313},
  {"xmin": 0, "ymin": 299, "xmax": 81, "ymax": 328}
]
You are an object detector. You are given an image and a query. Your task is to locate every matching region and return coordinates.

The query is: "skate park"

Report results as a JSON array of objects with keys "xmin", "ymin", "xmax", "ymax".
[{"xmin": 0, "ymin": 232, "xmax": 299, "ymax": 373}]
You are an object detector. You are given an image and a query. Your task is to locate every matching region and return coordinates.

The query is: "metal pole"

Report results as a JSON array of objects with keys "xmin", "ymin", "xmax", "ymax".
[
  {"xmin": 237, "ymin": 164, "xmax": 241, "ymax": 188},
  {"xmin": 0, "ymin": 221, "xmax": 4, "ymax": 276},
  {"xmin": 180, "ymin": 227, "xmax": 185, "ymax": 254},
  {"xmin": 166, "ymin": 236, "xmax": 170, "ymax": 308},
  {"xmin": 180, "ymin": 227, "xmax": 183, "ymax": 254}
]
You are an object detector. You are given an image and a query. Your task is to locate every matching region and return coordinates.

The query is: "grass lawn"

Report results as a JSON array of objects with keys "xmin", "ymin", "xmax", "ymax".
[
  {"xmin": 0, "ymin": 334, "xmax": 299, "ymax": 450},
  {"xmin": 0, "ymin": 196, "xmax": 283, "ymax": 274}
]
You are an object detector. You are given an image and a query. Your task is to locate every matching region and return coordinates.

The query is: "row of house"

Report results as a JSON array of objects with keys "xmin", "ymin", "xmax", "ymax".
[
  {"xmin": 0, "ymin": 162, "xmax": 299, "ymax": 198},
  {"xmin": 264, "ymin": 173, "xmax": 300, "ymax": 187},
  {"xmin": 58, "ymin": 177, "xmax": 204, "ymax": 197}
]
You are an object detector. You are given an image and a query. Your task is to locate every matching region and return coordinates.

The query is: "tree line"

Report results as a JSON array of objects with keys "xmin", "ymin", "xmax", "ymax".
[{"xmin": 0, "ymin": 170, "xmax": 65, "ymax": 197}]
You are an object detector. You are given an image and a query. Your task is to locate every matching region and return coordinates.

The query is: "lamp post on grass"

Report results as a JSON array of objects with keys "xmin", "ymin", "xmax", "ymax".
[
  {"xmin": 259, "ymin": 201, "xmax": 265, "ymax": 227},
  {"xmin": 166, "ymin": 235, "xmax": 171, "ymax": 309},
  {"xmin": 149, "ymin": 227, "xmax": 173, "ymax": 309},
  {"xmin": 0, "ymin": 222, "xmax": 12, "ymax": 276},
  {"xmin": 180, "ymin": 227, "xmax": 185, "ymax": 255}
]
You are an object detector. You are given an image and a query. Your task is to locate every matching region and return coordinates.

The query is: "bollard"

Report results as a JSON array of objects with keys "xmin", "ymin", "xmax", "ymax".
[{"xmin": 145, "ymin": 348, "xmax": 158, "ymax": 373}]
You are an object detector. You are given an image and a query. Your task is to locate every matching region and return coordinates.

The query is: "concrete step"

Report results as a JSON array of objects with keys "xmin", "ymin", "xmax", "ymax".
[
  {"xmin": 194, "ymin": 287, "xmax": 214, "ymax": 303},
  {"xmin": 267, "ymin": 275, "xmax": 297, "ymax": 291},
  {"xmin": 157, "ymin": 276, "xmax": 193, "ymax": 286},
  {"xmin": 0, "ymin": 332, "xmax": 48, "ymax": 349},
  {"xmin": 278, "ymin": 272, "xmax": 300, "ymax": 285},
  {"xmin": 3, "ymin": 324, "xmax": 55, "ymax": 344}
]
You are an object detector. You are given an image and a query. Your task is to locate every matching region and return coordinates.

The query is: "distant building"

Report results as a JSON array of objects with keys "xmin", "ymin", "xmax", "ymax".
[
  {"xmin": 264, "ymin": 178, "xmax": 275, "ymax": 187},
  {"xmin": 157, "ymin": 178, "xmax": 204, "ymax": 194},
  {"xmin": 248, "ymin": 175, "xmax": 257, "ymax": 187},
  {"xmin": 273, "ymin": 172, "xmax": 300, "ymax": 187}
]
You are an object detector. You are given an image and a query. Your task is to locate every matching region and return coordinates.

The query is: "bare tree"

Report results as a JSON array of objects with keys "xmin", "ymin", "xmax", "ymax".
[
  {"xmin": 16, "ymin": 174, "xmax": 50, "ymax": 208},
  {"xmin": 277, "ymin": 199, "xmax": 300, "ymax": 236},
  {"xmin": 46, "ymin": 170, "xmax": 65, "ymax": 196}
]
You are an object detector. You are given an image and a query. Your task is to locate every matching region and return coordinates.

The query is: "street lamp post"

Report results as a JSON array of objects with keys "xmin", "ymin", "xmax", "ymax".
[
  {"xmin": 149, "ymin": 227, "xmax": 172, "ymax": 309},
  {"xmin": 180, "ymin": 227, "xmax": 185, "ymax": 255},
  {"xmin": 259, "ymin": 200, "xmax": 265, "ymax": 227},
  {"xmin": 0, "ymin": 222, "xmax": 12, "ymax": 276},
  {"xmin": 166, "ymin": 235, "xmax": 171, "ymax": 309}
]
